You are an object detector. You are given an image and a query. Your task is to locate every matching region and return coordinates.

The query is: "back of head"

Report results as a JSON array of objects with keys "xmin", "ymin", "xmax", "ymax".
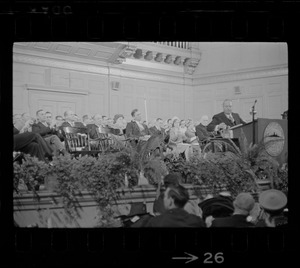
[
  {"xmin": 166, "ymin": 184, "xmax": 189, "ymax": 208},
  {"xmin": 163, "ymin": 173, "xmax": 182, "ymax": 187},
  {"xmin": 233, "ymin": 193, "xmax": 255, "ymax": 214}
]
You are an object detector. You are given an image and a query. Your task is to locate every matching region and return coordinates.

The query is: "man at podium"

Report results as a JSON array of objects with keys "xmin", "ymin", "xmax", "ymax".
[{"xmin": 207, "ymin": 99, "xmax": 246, "ymax": 133}]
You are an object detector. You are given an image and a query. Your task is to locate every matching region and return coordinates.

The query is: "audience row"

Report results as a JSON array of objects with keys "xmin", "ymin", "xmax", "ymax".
[
  {"xmin": 13, "ymin": 108, "xmax": 217, "ymax": 161},
  {"xmin": 119, "ymin": 173, "xmax": 288, "ymax": 228}
]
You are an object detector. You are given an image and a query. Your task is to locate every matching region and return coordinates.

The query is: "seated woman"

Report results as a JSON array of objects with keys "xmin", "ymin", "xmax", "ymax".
[
  {"xmin": 185, "ymin": 120, "xmax": 201, "ymax": 156},
  {"xmin": 169, "ymin": 119, "xmax": 193, "ymax": 161}
]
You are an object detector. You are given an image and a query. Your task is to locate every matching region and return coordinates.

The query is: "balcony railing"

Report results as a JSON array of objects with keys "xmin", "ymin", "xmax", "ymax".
[{"xmin": 153, "ymin": 42, "xmax": 191, "ymax": 50}]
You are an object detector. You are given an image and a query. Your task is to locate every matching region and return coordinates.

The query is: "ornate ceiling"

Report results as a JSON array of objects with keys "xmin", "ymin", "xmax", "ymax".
[{"xmin": 13, "ymin": 42, "xmax": 202, "ymax": 76}]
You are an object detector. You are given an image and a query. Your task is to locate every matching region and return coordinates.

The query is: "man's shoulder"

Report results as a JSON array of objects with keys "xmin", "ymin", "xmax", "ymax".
[{"xmin": 213, "ymin": 112, "xmax": 225, "ymax": 118}]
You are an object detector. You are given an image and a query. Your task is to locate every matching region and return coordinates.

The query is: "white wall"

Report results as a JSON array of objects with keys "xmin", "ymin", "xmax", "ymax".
[
  {"xmin": 13, "ymin": 60, "xmax": 194, "ymax": 122},
  {"xmin": 13, "ymin": 43, "xmax": 288, "ymax": 123},
  {"xmin": 192, "ymin": 75, "xmax": 288, "ymax": 123}
]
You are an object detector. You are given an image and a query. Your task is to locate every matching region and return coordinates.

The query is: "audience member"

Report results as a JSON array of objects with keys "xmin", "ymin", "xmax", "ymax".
[
  {"xmin": 196, "ymin": 115, "xmax": 215, "ymax": 143},
  {"xmin": 14, "ymin": 118, "xmax": 53, "ymax": 161},
  {"xmin": 125, "ymin": 109, "xmax": 151, "ymax": 146},
  {"xmin": 17, "ymin": 113, "xmax": 35, "ymax": 133},
  {"xmin": 153, "ymin": 173, "xmax": 202, "ymax": 217},
  {"xmin": 179, "ymin": 120, "xmax": 187, "ymax": 136},
  {"xmin": 207, "ymin": 99, "xmax": 246, "ymax": 133},
  {"xmin": 255, "ymin": 189, "xmax": 288, "ymax": 227},
  {"xmin": 210, "ymin": 192, "xmax": 255, "ymax": 227},
  {"xmin": 198, "ymin": 192, "xmax": 234, "ymax": 227},
  {"xmin": 149, "ymin": 118, "xmax": 165, "ymax": 137},
  {"xmin": 117, "ymin": 202, "xmax": 153, "ymax": 228},
  {"xmin": 88, "ymin": 114, "xmax": 110, "ymax": 139},
  {"xmin": 32, "ymin": 109, "xmax": 66, "ymax": 156},
  {"xmin": 82, "ymin": 115, "xmax": 92, "ymax": 127},
  {"xmin": 109, "ymin": 114, "xmax": 126, "ymax": 135},
  {"xmin": 147, "ymin": 184, "xmax": 206, "ymax": 227},
  {"xmin": 169, "ymin": 118, "xmax": 193, "ymax": 161},
  {"xmin": 61, "ymin": 110, "xmax": 83, "ymax": 128},
  {"xmin": 55, "ymin": 115, "xmax": 64, "ymax": 126}
]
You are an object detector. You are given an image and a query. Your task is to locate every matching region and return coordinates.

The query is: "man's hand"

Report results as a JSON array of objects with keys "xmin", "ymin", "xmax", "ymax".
[{"xmin": 218, "ymin": 122, "xmax": 227, "ymax": 130}]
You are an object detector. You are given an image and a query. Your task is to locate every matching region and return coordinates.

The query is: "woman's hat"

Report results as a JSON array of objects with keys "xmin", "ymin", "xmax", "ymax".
[{"xmin": 259, "ymin": 189, "xmax": 287, "ymax": 211}]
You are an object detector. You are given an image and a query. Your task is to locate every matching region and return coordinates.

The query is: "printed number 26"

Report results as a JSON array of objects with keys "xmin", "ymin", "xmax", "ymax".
[{"xmin": 204, "ymin": 252, "xmax": 224, "ymax": 264}]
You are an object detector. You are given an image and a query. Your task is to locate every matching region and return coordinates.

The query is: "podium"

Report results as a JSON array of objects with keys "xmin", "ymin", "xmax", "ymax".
[{"xmin": 231, "ymin": 118, "xmax": 288, "ymax": 165}]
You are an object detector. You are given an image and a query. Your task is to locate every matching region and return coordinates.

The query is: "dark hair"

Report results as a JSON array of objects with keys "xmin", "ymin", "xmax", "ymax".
[
  {"xmin": 45, "ymin": 111, "xmax": 51, "ymax": 115},
  {"xmin": 156, "ymin": 118, "xmax": 162, "ymax": 122},
  {"xmin": 36, "ymin": 109, "xmax": 44, "ymax": 116},
  {"xmin": 131, "ymin": 109, "xmax": 138, "ymax": 117},
  {"xmin": 163, "ymin": 173, "xmax": 181, "ymax": 187},
  {"xmin": 55, "ymin": 115, "xmax": 63, "ymax": 120},
  {"xmin": 82, "ymin": 115, "xmax": 89, "ymax": 121},
  {"xmin": 167, "ymin": 119, "xmax": 172, "ymax": 123},
  {"xmin": 166, "ymin": 184, "xmax": 189, "ymax": 208},
  {"xmin": 172, "ymin": 119, "xmax": 179, "ymax": 127}
]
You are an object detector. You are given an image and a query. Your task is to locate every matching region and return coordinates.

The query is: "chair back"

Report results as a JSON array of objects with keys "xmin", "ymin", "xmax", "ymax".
[{"xmin": 63, "ymin": 127, "xmax": 90, "ymax": 152}]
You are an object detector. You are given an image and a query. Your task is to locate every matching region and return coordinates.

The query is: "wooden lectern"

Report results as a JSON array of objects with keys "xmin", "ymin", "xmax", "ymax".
[{"xmin": 231, "ymin": 118, "xmax": 288, "ymax": 165}]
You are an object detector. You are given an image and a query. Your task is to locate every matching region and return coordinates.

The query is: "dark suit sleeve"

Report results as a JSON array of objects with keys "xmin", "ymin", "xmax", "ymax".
[
  {"xmin": 125, "ymin": 123, "xmax": 134, "ymax": 137},
  {"xmin": 32, "ymin": 123, "xmax": 54, "ymax": 136},
  {"xmin": 206, "ymin": 115, "xmax": 221, "ymax": 132},
  {"xmin": 196, "ymin": 126, "xmax": 206, "ymax": 141},
  {"xmin": 237, "ymin": 114, "xmax": 246, "ymax": 125}
]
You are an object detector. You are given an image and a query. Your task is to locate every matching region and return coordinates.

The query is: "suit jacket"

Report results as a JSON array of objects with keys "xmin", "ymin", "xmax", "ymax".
[
  {"xmin": 146, "ymin": 207, "xmax": 205, "ymax": 228},
  {"xmin": 149, "ymin": 126, "xmax": 165, "ymax": 137},
  {"xmin": 207, "ymin": 112, "xmax": 246, "ymax": 132},
  {"xmin": 32, "ymin": 122, "xmax": 56, "ymax": 138},
  {"xmin": 125, "ymin": 121, "xmax": 150, "ymax": 138},
  {"xmin": 195, "ymin": 123, "xmax": 213, "ymax": 141},
  {"xmin": 211, "ymin": 214, "xmax": 254, "ymax": 228},
  {"xmin": 87, "ymin": 124, "xmax": 111, "ymax": 139}
]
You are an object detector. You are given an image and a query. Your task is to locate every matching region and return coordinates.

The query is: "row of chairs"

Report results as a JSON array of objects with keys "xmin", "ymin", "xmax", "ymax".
[{"xmin": 62, "ymin": 126, "xmax": 130, "ymax": 156}]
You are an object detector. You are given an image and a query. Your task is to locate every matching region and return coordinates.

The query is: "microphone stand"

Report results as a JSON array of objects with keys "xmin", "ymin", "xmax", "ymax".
[{"xmin": 252, "ymin": 100, "xmax": 257, "ymax": 145}]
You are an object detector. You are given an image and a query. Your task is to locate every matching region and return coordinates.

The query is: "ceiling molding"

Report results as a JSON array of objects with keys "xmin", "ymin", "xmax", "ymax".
[
  {"xmin": 193, "ymin": 67, "xmax": 288, "ymax": 85},
  {"xmin": 13, "ymin": 53, "xmax": 193, "ymax": 85}
]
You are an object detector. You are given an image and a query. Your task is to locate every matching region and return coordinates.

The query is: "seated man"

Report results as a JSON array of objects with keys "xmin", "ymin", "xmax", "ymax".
[
  {"xmin": 207, "ymin": 99, "xmax": 246, "ymax": 133},
  {"xmin": 32, "ymin": 109, "xmax": 66, "ymax": 156},
  {"xmin": 196, "ymin": 115, "xmax": 215, "ymax": 147},
  {"xmin": 88, "ymin": 114, "xmax": 111, "ymax": 139},
  {"xmin": 147, "ymin": 183, "xmax": 206, "ymax": 228},
  {"xmin": 14, "ymin": 118, "xmax": 53, "ymax": 161},
  {"xmin": 125, "ymin": 109, "xmax": 151, "ymax": 147},
  {"xmin": 149, "ymin": 118, "xmax": 165, "ymax": 137},
  {"xmin": 60, "ymin": 110, "xmax": 84, "ymax": 129}
]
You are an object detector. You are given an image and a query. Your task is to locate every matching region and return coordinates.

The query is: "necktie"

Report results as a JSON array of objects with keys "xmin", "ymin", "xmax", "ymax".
[{"xmin": 228, "ymin": 114, "xmax": 235, "ymax": 124}]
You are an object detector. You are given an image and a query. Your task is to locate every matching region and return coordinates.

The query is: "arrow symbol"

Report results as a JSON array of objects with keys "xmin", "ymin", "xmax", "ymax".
[{"xmin": 172, "ymin": 252, "xmax": 198, "ymax": 264}]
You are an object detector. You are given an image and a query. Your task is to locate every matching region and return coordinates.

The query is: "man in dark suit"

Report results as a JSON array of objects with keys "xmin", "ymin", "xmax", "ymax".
[
  {"xmin": 125, "ymin": 109, "xmax": 150, "ymax": 147},
  {"xmin": 87, "ymin": 113, "xmax": 111, "ymax": 139},
  {"xmin": 210, "ymin": 192, "xmax": 255, "ymax": 228},
  {"xmin": 14, "ymin": 117, "xmax": 53, "ymax": 161},
  {"xmin": 32, "ymin": 109, "xmax": 66, "ymax": 156},
  {"xmin": 147, "ymin": 184, "xmax": 206, "ymax": 228},
  {"xmin": 195, "ymin": 115, "xmax": 215, "ymax": 142},
  {"xmin": 60, "ymin": 110, "xmax": 83, "ymax": 128},
  {"xmin": 207, "ymin": 99, "xmax": 246, "ymax": 132},
  {"xmin": 149, "ymin": 118, "xmax": 165, "ymax": 137}
]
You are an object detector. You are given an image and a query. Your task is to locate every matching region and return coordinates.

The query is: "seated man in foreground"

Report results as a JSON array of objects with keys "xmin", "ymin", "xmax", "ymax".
[{"xmin": 146, "ymin": 184, "xmax": 206, "ymax": 227}]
